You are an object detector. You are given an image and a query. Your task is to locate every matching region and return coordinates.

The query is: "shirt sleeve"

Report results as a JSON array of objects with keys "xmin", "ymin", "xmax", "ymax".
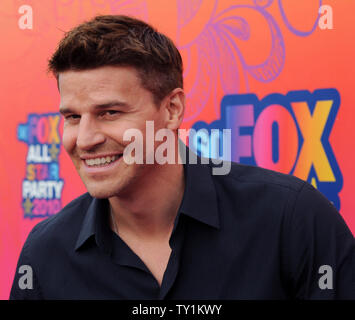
[
  {"xmin": 9, "ymin": 228, "xmax": 43, "ymax": 300},
  {"xmin": 285, "ymin": 182, "xmax": 355, "ymax": 299}
]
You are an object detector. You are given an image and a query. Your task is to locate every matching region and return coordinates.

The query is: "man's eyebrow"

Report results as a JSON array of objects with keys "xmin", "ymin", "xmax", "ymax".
[
  {"xmin": 93, "ymin": 101, "xmax": 129, "ymax": 110},
  {"xmin": 59, "ymin": 101, "xmax": 129, "ymax": 115},
  {"xmin": 59, "ymin": 107, "xmax": 72, "ymax": 115}
]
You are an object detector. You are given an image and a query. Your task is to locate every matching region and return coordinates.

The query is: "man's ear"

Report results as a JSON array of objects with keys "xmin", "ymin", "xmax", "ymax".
[{"xmin": 163, "ymin": 88, "xmax": 185, "ymax": 130}]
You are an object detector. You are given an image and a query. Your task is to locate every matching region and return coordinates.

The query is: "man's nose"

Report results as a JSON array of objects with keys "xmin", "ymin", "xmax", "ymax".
[{"xmin": 76, "ymin": 116, "xmax": 105, "ymax": 150}]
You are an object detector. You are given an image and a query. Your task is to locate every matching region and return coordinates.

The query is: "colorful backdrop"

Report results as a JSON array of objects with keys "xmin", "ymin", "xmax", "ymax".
[{"xmin": 1, "ymin": 0, "xmax": 354, "ymax": 299}]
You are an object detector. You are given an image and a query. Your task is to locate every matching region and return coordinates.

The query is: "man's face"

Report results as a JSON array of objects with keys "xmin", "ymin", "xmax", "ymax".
[{"xmin": 59, "ymin": 66, "xmax": 167, "ymax": 198}]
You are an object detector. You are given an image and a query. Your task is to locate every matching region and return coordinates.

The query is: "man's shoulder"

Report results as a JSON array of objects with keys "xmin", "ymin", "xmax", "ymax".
[
  {"xmin": 212, "ymin": 160, "xmax": 306, "ymax": 193},
  {"xmin": 210, "ymin": 161, "xmax": 348, "ymax": 235},
  {"xmin": 26, "ymin": 193, "xmax": 93, "ymax": 249}
]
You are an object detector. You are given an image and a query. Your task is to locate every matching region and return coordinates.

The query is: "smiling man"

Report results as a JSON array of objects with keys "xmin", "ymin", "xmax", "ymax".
[
  {"xmin": 10, "ymin": 15, "xmax": 355, "ymax": 300},
  {"xmin": 57, "ymin": 65, "xmax": 185, "ymax": 285}
]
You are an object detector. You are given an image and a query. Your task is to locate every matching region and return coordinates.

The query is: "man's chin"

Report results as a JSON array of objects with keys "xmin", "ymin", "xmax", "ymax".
[
  {"xmin": 84, "ymin": 184, "xmax": 121, "ymax": 199},
  {"xmin": 85, "ymin": 189, "xmax": 113, "ymax": 199}
]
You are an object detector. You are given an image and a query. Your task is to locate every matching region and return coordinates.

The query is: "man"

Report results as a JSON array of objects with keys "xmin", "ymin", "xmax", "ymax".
[{"xmin": 10, "ymin": 15, "xmax": 354, "ymax": 299}]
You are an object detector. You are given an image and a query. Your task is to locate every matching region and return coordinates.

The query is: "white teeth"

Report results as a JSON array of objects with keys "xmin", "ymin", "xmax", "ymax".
[
  {"xmin": 86, "ymin": 159, "xmax": 95, "ymax": 166},
  {"xmin": 84, "ymin": 155, "xmax": 120, "ymax": 167}
]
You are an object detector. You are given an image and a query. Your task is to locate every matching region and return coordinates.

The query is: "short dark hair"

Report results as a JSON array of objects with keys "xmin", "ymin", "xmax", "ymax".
[{"xmin": 48, "ymin": 15, "xmax": 183, "ymax": 105}]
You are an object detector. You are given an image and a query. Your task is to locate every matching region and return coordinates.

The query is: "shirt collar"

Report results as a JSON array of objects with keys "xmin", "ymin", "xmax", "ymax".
[
  {"xmin": 177, "ymin": 150, "xmax": 220, "ymax": 229},
  {"xmin": 74, "ymin": 197, "xmax": 112, "ymax": 252},
  {"xmin": 74, "ymin": 146, "xmax": 220, "ymax": 252}
]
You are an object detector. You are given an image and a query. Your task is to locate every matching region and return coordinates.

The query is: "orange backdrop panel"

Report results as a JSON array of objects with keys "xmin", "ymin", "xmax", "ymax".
[{"xmin": 0, "ymin": 0, "xmax": 354, "ymax": 299}]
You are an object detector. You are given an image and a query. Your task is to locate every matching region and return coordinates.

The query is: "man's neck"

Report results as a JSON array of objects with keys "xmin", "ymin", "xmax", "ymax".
[{"xmin": 108, "ymin": 162, "xmax": 185, "ymax": 240}]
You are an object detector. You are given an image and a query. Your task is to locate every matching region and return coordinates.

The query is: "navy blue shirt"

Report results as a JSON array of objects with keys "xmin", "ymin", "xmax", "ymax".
[{"xmin": 10, "ymin": 157, "xmax": 355, "ymax": 299}]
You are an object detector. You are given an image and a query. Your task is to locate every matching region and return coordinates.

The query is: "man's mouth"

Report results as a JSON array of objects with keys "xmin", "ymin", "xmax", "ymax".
[{"xmin": 84, "ymin": 154, "xmax": 122, "ymax": 167}]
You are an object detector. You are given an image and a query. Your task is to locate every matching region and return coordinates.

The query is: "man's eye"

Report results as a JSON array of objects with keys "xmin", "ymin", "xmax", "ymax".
[
  {"xmin": 101, "ymin": 110, "xmax": 120, "ymax": 118},
  {"xmin": 65, "ymin": 114, "xmax": 80, "ymax": 121}
]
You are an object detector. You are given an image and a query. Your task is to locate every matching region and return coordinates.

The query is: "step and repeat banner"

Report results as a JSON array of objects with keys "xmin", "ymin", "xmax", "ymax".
[{"xmin": 0, "ymin": 0, "xmax": 354, "ymax": 299}]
